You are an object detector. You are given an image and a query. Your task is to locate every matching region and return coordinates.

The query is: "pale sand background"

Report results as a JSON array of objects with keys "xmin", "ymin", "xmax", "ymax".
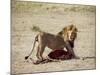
[{"xmin": 11, "ymin": 1, "xmax": 96, "ymax": 74}]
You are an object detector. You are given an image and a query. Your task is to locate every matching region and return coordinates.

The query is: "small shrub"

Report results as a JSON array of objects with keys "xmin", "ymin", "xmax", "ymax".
[
  {"xmin": 46, "ymin": 7, "xmax": 49, "ymax": 10},
  {"xmin": 31, "ymin": 25, "xmax": 41, "ymax": 32},
  {"xmin": 51, "ymin": 6, "xmax": 57, "ymax": 9}
]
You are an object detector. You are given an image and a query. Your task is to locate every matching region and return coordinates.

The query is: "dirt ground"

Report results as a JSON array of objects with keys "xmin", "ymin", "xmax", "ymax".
[{"xmin": 11, "ymin": 1, "xmax": 96, "ymax": 74}]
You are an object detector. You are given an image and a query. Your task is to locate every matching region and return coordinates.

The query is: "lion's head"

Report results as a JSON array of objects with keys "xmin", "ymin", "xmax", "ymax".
[{"xmin": 58, "ymin": 24, "xmax": 78, "ymax": 47}]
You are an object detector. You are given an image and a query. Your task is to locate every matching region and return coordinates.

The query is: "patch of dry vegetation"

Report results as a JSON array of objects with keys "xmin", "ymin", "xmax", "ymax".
[
  {"xmin": 11, "ymin": 0, "xmax": 96, "ymax": 13},
  {"xmin": 31, "ymin": 25, "xmax": 41, "ymax": 32}
]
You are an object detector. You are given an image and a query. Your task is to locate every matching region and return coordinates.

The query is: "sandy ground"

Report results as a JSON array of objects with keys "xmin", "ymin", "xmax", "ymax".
[{"xmin": 11, "ymin": 1, "xmax": 96, "ymax": 74}]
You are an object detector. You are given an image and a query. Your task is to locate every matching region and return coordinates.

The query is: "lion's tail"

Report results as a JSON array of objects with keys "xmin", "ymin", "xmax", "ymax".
[{"xmin": 25, "ymin": 35, "xmax": 38, "ymax": 60}]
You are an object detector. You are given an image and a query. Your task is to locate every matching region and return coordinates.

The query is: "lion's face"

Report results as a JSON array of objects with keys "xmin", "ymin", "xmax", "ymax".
[
  {"xmin": 67, "ymin": 29, "xmax": 77, "ymax": 41},
  {"xmin": 63, "ymin": 25, "xmax": 78, "ymax": 42}
]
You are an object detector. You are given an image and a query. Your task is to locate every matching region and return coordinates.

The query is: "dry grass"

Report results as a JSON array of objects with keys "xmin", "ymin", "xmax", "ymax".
[
  {"xmin": 31, "ymin": 25, "xmax": 41, "ymax": 32},
  {"xmin": 12, "ymin": 1, "xmax": 96, "ymax": 13}
]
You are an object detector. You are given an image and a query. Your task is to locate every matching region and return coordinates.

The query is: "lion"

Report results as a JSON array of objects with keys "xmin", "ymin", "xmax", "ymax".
[{"xmin": 25, "ymin": 24, "xmax": 78, "ymax": 62}]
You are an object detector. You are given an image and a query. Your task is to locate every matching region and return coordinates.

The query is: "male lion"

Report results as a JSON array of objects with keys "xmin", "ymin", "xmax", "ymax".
[{"xmin": 25, "ymin": 25, "xmax": 78, "ymax": 62}]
